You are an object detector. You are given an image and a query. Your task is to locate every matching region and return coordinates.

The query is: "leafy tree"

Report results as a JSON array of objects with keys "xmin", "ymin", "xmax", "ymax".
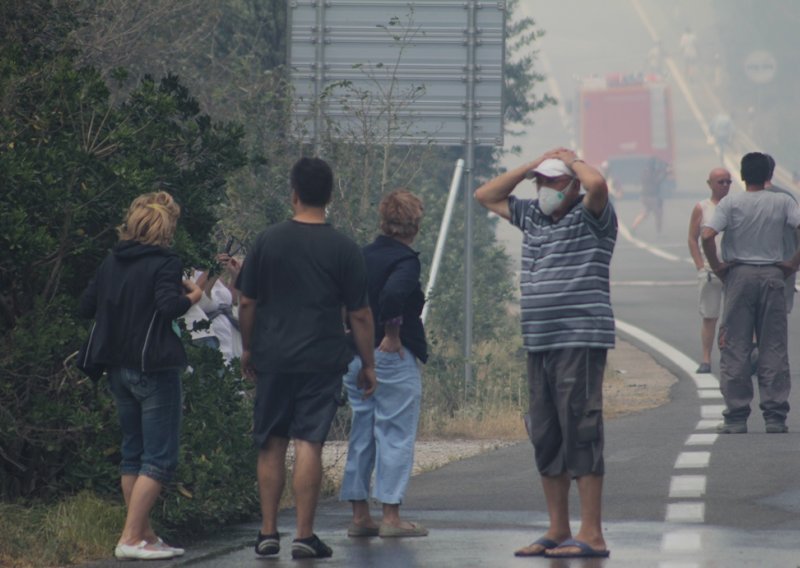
[
  {"xmin": 0, "ymin": 0, "xmax": 554, "ymax": 502},
  {"xmin": 71, "ymin": 0, "xmax": 295, "ymax": 242},
  {"xmin": 503, "ymin": 0, "xmax": 557, "ymax": 129},
  {"xmin": 310, "ymin": 2, "xmax": 554, "ymax": 353},
  {"xmin": 0, "ymin": 0, "xmax": 247, "ymax": 500}
]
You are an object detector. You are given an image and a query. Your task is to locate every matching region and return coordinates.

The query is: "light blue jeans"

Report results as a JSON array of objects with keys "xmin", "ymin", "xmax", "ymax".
[{"xmin": 339, "ymin": 349, "xmax": 422, "ymax": 505}]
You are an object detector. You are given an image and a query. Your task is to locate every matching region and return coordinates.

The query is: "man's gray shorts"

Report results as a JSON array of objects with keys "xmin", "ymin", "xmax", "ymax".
[
  {"xmin": 698, "ymin": 269, "xmax": 723, "ymax": 319},
  {"xmin": 525, "ymin": 347, "xmax": 607, "ymax": 478}
]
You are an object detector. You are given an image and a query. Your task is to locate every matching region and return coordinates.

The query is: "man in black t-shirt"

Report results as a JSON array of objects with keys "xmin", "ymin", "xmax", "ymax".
[{"xmin": 238, "ymin": 157, "xmax": 377, "ymax": 559}]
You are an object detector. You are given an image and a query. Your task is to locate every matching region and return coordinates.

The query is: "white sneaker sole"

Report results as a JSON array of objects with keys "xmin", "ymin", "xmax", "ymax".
[{"xmin": 114, "ymin": 541, "xmax": 175, "ymax": 560}]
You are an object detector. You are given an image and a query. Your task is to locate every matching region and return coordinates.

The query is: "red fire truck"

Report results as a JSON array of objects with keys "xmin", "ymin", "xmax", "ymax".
[{"xmin": 576, "ymin": 73, "xmax": 675, "ymax": 193}]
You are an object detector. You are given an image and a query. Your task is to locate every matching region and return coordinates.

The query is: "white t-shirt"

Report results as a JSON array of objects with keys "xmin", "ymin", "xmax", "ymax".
[
  {"xmin": 208, "ymin": 279, "xmax": 242, "ymax": 363},
  {"xmin": 706, "ymin": 190, "xmax": 800, "ymax": 264},
  {"xmin": 698, "ymin": 198, "xmax": 722, "ymax": 270},
  {"xmin": 182, "ymin": 270, "xmax": 214, "ymax": 340}
]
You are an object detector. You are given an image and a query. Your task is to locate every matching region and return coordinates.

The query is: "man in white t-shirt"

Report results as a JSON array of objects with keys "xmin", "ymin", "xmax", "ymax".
[
  {"xmin": 702, "ymin": 152, "xmax": 800, "ymax": 434},
  {"xmin": 687, "ymin": 167, "xmax": 731, "ymax": 373}
]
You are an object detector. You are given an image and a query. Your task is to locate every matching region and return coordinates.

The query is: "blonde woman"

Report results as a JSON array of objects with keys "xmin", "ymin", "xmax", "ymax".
[
  {"xmin": 340, "ymin": 189, "xmax": 429, "ymax": 538},
  {"xmin": 79, "ymin": 191, "xmax": 202, "ymax": 560}
]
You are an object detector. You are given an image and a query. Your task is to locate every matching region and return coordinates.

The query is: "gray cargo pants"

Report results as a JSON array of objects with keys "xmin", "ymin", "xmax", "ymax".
[
  {"xmin": 718, "ymin": 264, "xmax": 790, "ymax": 424},
  {"xmin": 525, "ymin": 347, "xmax": 607, "ymax": 478}
]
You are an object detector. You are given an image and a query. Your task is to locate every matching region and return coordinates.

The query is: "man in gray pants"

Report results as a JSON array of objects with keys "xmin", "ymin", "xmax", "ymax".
[
  {"xmin": 702, "ymin": 152, "xmax": 800, "ymax": 434},
  {"xmin": 475, "ymin": 148, "xmax": 615, "ymax": 558}
]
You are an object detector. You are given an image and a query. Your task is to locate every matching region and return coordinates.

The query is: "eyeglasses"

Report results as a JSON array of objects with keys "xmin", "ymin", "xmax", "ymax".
[{"xmin": 716, "ymin": 180, "xmax": 733, "ymax": 185}]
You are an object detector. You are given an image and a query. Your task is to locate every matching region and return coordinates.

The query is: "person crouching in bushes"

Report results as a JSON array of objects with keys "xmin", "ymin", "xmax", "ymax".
[
  {"xmin": 340, "ymin": 189, "xmax": 430, "ymax": 538},
  {"xmin": 79, "ymin": 191, "xmax": 203, "ymax": 560}
]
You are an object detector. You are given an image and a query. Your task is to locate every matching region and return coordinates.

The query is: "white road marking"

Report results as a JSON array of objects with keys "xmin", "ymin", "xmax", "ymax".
[
  {"xmin": 629, "ymin": 0, "xmax": 744, "ymax": 184},
  {"xmin": 675, "ymin": 452, "xmax": 711, "ymax": 469},
  {"xmin": 697, "ymin": 389, "xmax": 722, "ymax": 399},
  {"xmin": 685, "ymin": 433, "xmax": 718, "ymax": 446},
  {"xmin": 615, "ymin": 319, "xmax": 720, "ymax": 545},
  {"xmin": 701, "ymin": 405, "xmax": 726, "ymax": 419},
  {"xmin": 695, "ymin": 419, "xmax": 720, "ymax": 430},
  {"xmin": 669, "ymin": 475, "xmax": 707, "ymax": 498},
  {"xmin": 666, "ymin": 502, "xmax": 705, "ymax": 523},
  {"xmin": 694, "ymin": 376, "xmax": 719, "ymax": 390},
  {"xmin": 615, "ymin": 320, "xmax": 710, "ymax": 388},
  {"xmin": 620, "ymin": 0, "xmax": 747, "ymax": 558},
  {"xmin": 618, "ymin": 223, "xmax": 686, "ymax": 262}
]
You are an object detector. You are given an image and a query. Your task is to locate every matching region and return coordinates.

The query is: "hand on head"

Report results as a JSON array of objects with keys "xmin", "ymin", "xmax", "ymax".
[{"xmin": 546, "ymin": 147, "xmax": 578, "ymax": 166}]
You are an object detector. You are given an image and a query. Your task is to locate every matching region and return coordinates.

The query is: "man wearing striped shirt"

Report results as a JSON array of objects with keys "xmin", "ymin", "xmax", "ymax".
[{"xmin": 475, "ymin": 147, "xmax": 616, "ymax": 560}]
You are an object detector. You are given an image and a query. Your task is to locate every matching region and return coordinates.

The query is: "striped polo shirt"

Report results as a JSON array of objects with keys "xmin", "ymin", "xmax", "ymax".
[{"xmin": 509, "ymin": 195, "xmax": 617, "ymax": 352}]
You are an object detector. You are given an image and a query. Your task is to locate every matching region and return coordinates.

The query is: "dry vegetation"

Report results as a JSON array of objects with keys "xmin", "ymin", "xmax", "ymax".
[
  {"xmin": 319, "ymin": 338, "xmax": 676, "ymax": 493},
  {"xmin": 0, "ymin": 339, "xmax": 675, "ymax": 567}
]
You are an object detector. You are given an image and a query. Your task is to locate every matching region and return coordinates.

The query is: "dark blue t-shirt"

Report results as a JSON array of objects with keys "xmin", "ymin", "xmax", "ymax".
[{"xmin": 238, "ymin": 220, "xmax": 368, "ymax": 374}]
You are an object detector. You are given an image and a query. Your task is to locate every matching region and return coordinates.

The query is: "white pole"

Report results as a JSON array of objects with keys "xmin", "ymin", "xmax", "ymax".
[{"xmin": 421, "ymin": 158, "xmax": 465, "ymax": 325}]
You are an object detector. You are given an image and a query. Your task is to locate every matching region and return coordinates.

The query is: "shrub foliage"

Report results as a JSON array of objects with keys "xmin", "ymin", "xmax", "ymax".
[
  {"xmin": 0, "ymin": 1, "xmax": 252, "ymax": 532},
  {"xmin": 0, "ymin": 0, "xmax": 551, "ymax": 542}
]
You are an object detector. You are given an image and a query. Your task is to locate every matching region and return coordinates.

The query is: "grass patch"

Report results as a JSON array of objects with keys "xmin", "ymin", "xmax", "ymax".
[
  {"xmin": 0, "ymin": 492, "xmax": 124, "ymax": 567},
  {"xmin": 420, "ymin": 405, "xmax": 526, "ymax": 440},
  {"xmin": 416, "ymin": 332, "xmax": 528, "ymax": 440}
]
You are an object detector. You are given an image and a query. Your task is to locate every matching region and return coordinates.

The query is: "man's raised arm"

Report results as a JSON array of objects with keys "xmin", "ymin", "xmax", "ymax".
[{"xmin": 474, "ymin": 158, "xmax": 545, "ymax": 220}]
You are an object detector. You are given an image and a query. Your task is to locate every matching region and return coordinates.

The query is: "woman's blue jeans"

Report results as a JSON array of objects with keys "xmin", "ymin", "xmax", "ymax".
[
  {"xmin": 108, "ymin": 367, "xmax": 182, "ymax": 483},
  {"xmin": 339, "ymin": 349, "xmax": 422, "ymax": 505}
]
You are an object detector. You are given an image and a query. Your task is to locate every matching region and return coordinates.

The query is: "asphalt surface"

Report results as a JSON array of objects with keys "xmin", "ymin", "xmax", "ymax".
[{"xmin": 83, "ymin": 361, "xmax": 800, "ymax": 567}]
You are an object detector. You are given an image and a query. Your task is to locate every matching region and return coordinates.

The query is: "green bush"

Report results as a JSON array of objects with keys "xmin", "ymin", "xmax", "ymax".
[
  {"xmin": 0, "ymin": 298, "xmax": 120, "ymax": 499},
  {"xmin": 157, "ymin": 342, "xmax": 258, "ymax": 537},
  {"xmin": 1, "ymin": 306, "xmax": 259, "ymax": 536},
  {"xmin": 0, "ymin": 2, "xmax": 258, "ymax": 536},
  {"xmin": 1, "ymin": 0, "xmax": 246, "ymax": 504}
]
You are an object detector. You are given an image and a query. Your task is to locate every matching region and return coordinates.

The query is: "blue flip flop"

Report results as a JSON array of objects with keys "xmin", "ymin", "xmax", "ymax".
[
  {"xmin": 514, "ymin": 536, "xmax": 560, "ymax": 557},
  {"xmin": 544, "ymin": 538, "xmax": 610, "ymax": 558}
]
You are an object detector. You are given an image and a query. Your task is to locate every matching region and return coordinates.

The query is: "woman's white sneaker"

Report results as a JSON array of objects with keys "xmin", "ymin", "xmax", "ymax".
[
  {"xmin": 156, "ymin": 537, "xmax": 185, "ymax": 556},
  {"xmin": 114, "ymin": 540, "xmax": 176, "ymax": 560}
]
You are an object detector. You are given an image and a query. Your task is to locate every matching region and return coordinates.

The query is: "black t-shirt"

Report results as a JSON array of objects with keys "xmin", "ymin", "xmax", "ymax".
[{"xmin": 238, "ymin": 220, "xmax": 368, "ymax": 374}]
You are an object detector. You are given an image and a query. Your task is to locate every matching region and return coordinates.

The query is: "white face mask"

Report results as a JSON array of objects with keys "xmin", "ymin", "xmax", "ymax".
[{"xmin": 537, "ymin": 186, "xmax": 565, "ymax": 216}]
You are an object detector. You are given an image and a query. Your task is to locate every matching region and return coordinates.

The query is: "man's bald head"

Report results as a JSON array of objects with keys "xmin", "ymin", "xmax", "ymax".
[
  {"xmin": 708, "ymin": 167, "xmax": 730, "ymax": 181},
  {"xmin": 707, "ymin": 167, "xmax": 732, "ymax": 201}
]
